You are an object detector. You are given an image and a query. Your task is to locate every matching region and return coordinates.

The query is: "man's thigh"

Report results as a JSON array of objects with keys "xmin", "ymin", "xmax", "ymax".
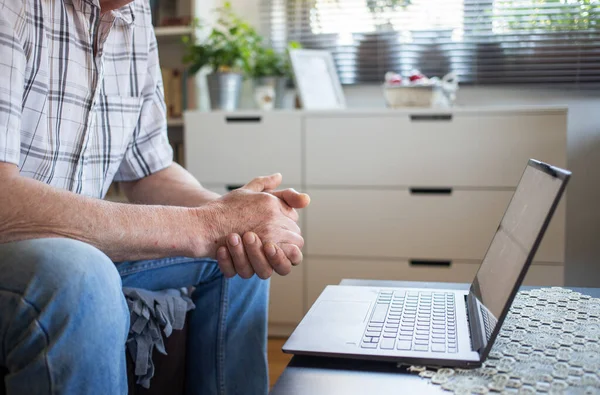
[{"xmin": 116, "ymin": 256, "xmax": 223, "ymax": 290}]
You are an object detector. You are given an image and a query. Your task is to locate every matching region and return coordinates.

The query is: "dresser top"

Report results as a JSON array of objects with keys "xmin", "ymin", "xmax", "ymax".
[{"xmin": 188, "ymin": 105, "xmax": 568, "ymax": 118}]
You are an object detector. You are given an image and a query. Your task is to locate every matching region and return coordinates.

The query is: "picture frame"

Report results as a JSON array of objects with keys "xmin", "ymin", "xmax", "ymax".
[{"xmin": 288, "ymin": 49, "xmax": 346, "ymax": 110}]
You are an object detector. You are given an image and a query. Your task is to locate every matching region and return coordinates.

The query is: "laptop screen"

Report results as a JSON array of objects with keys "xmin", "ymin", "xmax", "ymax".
[{"xmin": 469, "ymin": 160, "xmax": 570, "ymax": 356}]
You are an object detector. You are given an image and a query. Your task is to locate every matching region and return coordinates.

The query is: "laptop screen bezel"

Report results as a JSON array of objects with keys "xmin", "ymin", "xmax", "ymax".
[{"xmin": 468, "ymin": 159, "xmax": 571, "ymax": 361}]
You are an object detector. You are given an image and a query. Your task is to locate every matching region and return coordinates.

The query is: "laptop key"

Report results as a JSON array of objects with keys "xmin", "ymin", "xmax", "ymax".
[
  {"xmin": 398, "ymin": 335, "xmax": 412, "ymax": 341},
  {"xmin": 383, "ymin": 332, "xmax": 396, "ymax": 338},
  {"xmin": 414, "ymin": 344, "xmax": 428, "ymax": 351},
  {"xmin": 366, "ymin": 331, "xmax": 381, "ymax": 337},
  {"xmin": 371, "ymin": 304, "xmax": 389, "ymax": 323},
  {"xmin": 431, "ymin": 344, "xmax": 445, "ymax": 352},
  {"xmin": 415, "ymin": 339, "xmax": 429, "ymax": 345},
  {"xmin": 380, "ymin": 337, "xmax": 396, "ymax": 350},
  {"xmin": 432, "ymin": 338, "xmax": 445, "ymax": 344},
  {"xmin": 361, "ymin": 342, "xmax": 377, "ymax": 349},
  {"xmin": 448, "ymin": 347, "xmax": 458, "ymax": 353},
  {"xmin": 396, "ymin": 340, "xmax": 412, "ymax": 350}
]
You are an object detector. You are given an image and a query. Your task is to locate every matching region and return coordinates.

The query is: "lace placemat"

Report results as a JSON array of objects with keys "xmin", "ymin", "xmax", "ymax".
[{"xmin": 409, "ymin": 287, "xmax": 600, "ymax": 394}]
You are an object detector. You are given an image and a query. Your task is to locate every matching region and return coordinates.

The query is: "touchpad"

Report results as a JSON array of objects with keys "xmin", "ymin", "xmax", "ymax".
[{"xmin": 311, "ymin": 300, "xmax": 371, "ymax": 324}]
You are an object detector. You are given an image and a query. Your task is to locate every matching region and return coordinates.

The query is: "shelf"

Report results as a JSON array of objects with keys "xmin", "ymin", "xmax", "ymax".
[
  {"xmin": 167, "ymin": 118, "xmax": 184, "ymax": 127},
  {"xmin": 155, "ymin": 26, "xmax": 193, "ymax": 37},
  {"xmin": 105, "ymin": 195, "xmax": 129, "ymax": 203}
]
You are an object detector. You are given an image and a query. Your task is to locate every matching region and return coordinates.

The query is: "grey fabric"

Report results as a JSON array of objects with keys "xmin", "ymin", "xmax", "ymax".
[{"xmin": 123, "ymin": 287, "xmax": 195, "ymax": 388}]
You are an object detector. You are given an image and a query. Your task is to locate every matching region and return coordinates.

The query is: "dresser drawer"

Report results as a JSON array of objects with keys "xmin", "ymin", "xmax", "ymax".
[
  {"xmin": 185, "ymin": 112, "xmax": 302, "ymax": 185},
  {"xmin": 305, "ymin": 111, "xmax": 566, "ymax": 187},
  {"xmin": 305, "ymin": 189, "xmax": 565, "ymax": 263},
  {"xmin": 305, "ymin": 258, "xmax": 564, "ymax": 307},
  {"xmin": 270, "ymin": 265, "xmax": 305, "ymax": 325}
]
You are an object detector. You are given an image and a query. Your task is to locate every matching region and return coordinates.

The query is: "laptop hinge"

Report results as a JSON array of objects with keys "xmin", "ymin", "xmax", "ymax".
[{"xmin": 466, "ymin": 293, "xmax": 485, "ymax": 354}]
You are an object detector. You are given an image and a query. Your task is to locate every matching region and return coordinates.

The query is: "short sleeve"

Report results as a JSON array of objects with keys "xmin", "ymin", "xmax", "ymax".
[
  {"xmin": 113, "ymin": 22, "xmax": 173, "ymax": 182},
  {"xmin": 0, "ymin": 1, "xmax": 26, "ymax": 165}
]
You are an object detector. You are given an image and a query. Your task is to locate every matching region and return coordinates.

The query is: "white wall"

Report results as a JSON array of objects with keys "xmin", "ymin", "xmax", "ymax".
[{"xmin": 226, "ymin": 0, "xmax": 600, "ymax": 287}]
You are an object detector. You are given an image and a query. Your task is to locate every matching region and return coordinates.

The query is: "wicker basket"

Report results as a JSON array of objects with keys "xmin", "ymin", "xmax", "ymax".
[{"xmin": 383, "ymin": 73, "xmax": 458, "ymax": 108}]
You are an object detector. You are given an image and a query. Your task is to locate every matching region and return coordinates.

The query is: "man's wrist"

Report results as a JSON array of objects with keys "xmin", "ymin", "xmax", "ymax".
[{"xmin": 188, "ymin": 204, "xmax": 224, "ymax": 258}]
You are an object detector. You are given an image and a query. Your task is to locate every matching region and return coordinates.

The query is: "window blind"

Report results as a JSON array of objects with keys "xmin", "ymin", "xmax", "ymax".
[{"xmin": 260, "ymin": 0, "xmax": 600, "ymax": 85}]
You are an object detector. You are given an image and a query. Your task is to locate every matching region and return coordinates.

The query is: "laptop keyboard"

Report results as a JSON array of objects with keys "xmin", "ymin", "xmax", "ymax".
[
  {"xmin": 480, "ymin": 305, "xmax": 496, "ymax": 341},
  {"xmin": 361, "ymin": 290, "xmax": 458, "ymax": 353}
]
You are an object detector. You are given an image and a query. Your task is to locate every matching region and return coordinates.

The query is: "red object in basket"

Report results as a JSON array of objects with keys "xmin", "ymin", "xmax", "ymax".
[
  {"xmin": 389, "ymin": 76, "xmax": 402, "ymax": 85},
  {"xmin": 409, "ymin": 73, "xmax": 425, "ymax": 82}
]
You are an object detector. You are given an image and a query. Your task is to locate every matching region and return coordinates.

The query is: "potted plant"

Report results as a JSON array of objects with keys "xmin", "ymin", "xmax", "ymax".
[
  {"xmin": 357, "ymin": 0, "xmax": 412, "ymax": 79},
  {"xmin": 182, "ymin": 3, "xmax": 259, "ymax": 111},
  {"xmin": 249, "ymin": 42, "xmax": 301, "ymax": 110}
]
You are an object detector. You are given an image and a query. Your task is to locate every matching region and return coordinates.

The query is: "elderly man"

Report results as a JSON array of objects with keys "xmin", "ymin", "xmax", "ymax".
[{"xmin": 0, "ymin": 0, "xmax": 309, "ymax": 394}]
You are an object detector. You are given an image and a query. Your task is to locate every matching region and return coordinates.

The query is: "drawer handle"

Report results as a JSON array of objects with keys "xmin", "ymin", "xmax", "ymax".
[
  {"xmin": 410, "ymin": 114, "xmax": 453, "ymax": 122},
  {"xmin": 410, "ymin": 260, "xmax": 452, "ymax": 267},
  {"xmin": 225, "ymin": 116, "xmax": 262, "ymax": 124},
  {"xmin": 410, "ymin": 188, "xmax": 453, "ymax": 195},
  {"xmin": 226, "ymin": 184, "xmax": 244, "ymax": 192}
]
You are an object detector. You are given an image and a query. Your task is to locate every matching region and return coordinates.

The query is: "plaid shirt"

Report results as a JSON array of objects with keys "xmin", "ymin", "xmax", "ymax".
[{"xmin": 0, "ymin": 0, "xmax": 173, "ymax": 198}]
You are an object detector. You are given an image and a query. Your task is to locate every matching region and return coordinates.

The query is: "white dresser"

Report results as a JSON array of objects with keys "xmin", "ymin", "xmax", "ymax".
[{"xmin": 185, "ymin": 106, "xmax": 568, "ymax": 335}]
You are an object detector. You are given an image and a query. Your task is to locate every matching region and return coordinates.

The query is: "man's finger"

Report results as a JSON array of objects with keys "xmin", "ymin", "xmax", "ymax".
[
  {"xmin": 279, "ymin": 243, "xmax": 303, "ymax": 266},
  {"xmin": 243, "ymin": 174, "xmax": 283, "ymax": 193},
  {"xmin": 263, "ymin": 242, "xmax": 292, "ymax": 276},
  {"xmin": 270, "ymin": 189, "xmax": 311, "ymax": 209},
  {"xmin": 243, "ymin": 232, "xmax": 273, "ymax": 280},
  {"xmin": 278, "ymin": 228, "xmax": 305, "ymax": 248},
  {"xmin": 217, "ymin": 246, "xmax": 237, "ymax": 278},
  {"xmin": 227, "ymin": 234, "xmax": 255, "ymax": 279}
]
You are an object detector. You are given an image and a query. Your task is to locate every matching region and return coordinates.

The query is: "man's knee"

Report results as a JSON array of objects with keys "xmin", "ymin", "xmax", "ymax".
[{"xmin": 0, "ymin": 238, "xmax": 129, "ymax": 336}]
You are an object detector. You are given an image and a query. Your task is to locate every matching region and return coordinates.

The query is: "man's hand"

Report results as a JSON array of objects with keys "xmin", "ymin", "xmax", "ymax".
[{"xmin": 198, "ymin": 174, "xmax": 310, "ymax": 280}]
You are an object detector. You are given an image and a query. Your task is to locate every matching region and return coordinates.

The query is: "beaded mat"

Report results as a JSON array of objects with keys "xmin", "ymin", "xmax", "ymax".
[{"xmin": 408, "ymin": 288, "xmax": 600, "ymax": 394}]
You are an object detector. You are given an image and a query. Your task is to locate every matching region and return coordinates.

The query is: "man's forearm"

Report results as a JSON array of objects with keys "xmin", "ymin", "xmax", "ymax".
[
  {"xmin": 121, "ymin": 163, "xmax": 221, "ymax": 207},
  {"xmin": 0, "ymin": 164, "xmax": 216, "ymax": 262}
]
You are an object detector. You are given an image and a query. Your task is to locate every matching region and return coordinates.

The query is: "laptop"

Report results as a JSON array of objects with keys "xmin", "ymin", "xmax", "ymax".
[{"xmin": 283, "ymin": 159, "xmax": 570, "ymax": 368}]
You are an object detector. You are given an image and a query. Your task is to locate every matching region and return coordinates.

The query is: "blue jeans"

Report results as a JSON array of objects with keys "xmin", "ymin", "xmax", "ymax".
[{"xmin": 0, "ymin": 238, "xmax": 269, "ymax": 395}]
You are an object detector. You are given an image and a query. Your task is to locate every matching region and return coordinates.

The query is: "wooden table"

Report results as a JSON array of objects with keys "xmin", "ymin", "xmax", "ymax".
[{"xmin": 270, "ymin": 280, "xmax": 600, "ymax": 395}]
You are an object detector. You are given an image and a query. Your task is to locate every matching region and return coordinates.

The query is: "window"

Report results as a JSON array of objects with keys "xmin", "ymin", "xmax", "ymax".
[{"xmin": 261, "ymin": 0, "xmax": 600, "ymax": 85}]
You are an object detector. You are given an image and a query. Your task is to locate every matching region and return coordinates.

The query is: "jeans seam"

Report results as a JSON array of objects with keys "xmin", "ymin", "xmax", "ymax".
[
  {"xmin": 217, "ymin": 277, "xmax": 229, "ymax": 395},
  {"xmin": 0, "ymin": 289, "xmax": 53, "ymax": 394},
  {"xmin": 117, "ymin": 257, "xmax": 216, "ymax": 277}
]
